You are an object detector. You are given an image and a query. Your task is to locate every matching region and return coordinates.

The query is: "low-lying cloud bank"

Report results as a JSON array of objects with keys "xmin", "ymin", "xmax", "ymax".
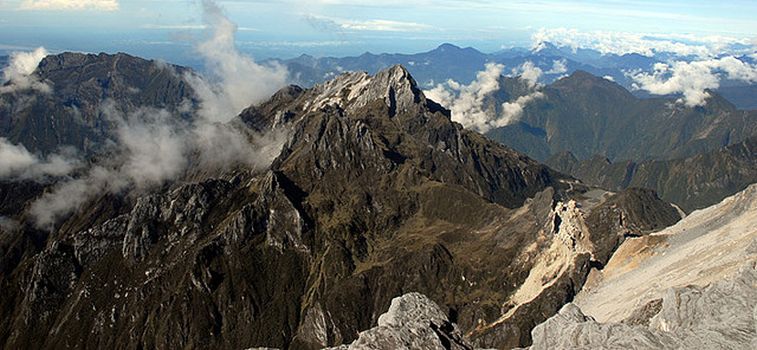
[
  {"xmin": 630, "ymin": 56, "xmax": 757, "ymax": 107},
  {"xmin": 0, "ymin": 47, "xmax": 51, "ymax": 94},
  {"xmin": 425, "ymin": 62, "xmax": 543, "ymax": 133},
  {"xmin": 24, "ymin": 0, "xmax": 290, "ymax": 229}
]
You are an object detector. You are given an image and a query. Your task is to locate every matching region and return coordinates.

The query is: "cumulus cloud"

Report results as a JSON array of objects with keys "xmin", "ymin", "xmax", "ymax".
[
  {"xmin": 20, "ymin": 0, "xmax": 119, "ymax": 11},
  {"xmin": 511, "ymin": 61, "xmax": 543, "ymax": 88},
  {"xmin": 532, "ymin": 28, "xmax": 753, "ymax": 58},
  {"xmin": 425, "ymin": 63, "xmax": 543, "ymax": 132},
  {"xmin": 0, "ymin": 47, "xmax": 51, "ymax": 94},
  {"xmin": 496, "ymin": 92, "xmax": 544, "ymax": 128},
  {"xmin": 630, "ymin": 56, "xmax": 757, "ymax": 107},
  {"xmin": 545, "ymin": 59, "xmax": 568, "ymax": 75},
  {"xmin": 425, "ymin": 62, "xmax": 504, "ymax": 132},
  {"xmin": 186, "ymin": 0, "xmax": 288, "ymax": 123},
  {"xmin": 603, "ymin": 75, "xmax": 615, "ymax": 82},
  {"xmin": 0, "ymin": 138, "xmax": 79, "ymax": 179}
]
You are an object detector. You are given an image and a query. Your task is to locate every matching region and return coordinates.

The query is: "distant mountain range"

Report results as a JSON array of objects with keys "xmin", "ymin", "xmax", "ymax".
[
  {"xmin": 272, "ymin": 43, "xmax": 757, "ymax": 111},
  {"xmin": 547, "ymin": 136, "xmax": 757, "ymax": 212}
]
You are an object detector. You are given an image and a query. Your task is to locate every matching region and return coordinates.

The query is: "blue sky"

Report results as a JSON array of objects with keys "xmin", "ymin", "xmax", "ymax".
[{"xmin": 0, "ymin": 0, "xmax": 756, "ymax": 63}]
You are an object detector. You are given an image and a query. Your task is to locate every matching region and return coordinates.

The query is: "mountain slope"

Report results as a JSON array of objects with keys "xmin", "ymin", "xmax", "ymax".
[
  {"xmin": 487, "ymin": 71, "xmax": 757, "ymax": 163},
  {"xmin": 547, "ymin": 136, "xmax": 757, "ymax": 212},
  {"xmin": 0, "ymin": 61, "xmax": 681, "ymax": 350}
]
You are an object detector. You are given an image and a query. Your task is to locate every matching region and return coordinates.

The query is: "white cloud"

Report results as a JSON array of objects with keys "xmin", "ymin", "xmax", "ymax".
[
  {"xmin": 0, "ymin": 47, "xmax": 51, "ymax": 94},
  {"xmin": 603, "ymin": 75, "xmax": 615, "ymax": 82},
  {"xmin": 511, "ymin": 61, "xmax": 543, "ymax": 88},
  {"xmin": 532, "ymin": 28, "xmax": 753, "ymax": 58},
  {"xmin": 425, "ymin": 63, "xmax": 543, "ymax": 132},
  {"xmin": 630, "ymin": 56, "xmax": 757, "ymax": 107},
  {"xmin": 0, "ymin": 138, "xmax": 79, "ymax": 179},
  {"xmin": 20, "ymin": 0, "xmax": 119, "ymax": 11},
  {"xmin": 545, "ymin": 59, "xmax": 568, "ymax": 75},
  {"xmin": 186, "ymin": 0, "xmax": 288, "ymax": 123}
]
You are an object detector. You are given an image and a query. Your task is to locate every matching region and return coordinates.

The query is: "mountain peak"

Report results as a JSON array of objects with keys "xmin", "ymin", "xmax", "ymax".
[
  {"xmin": 304, "ymin": 64, "xmax": 427, "ymax": 116},
  {"xmin": 435, "ymin": 43, "xmax": 462, "ymax": 51},
  {"xmin": 551, "ymin": 70, "xmax": 635, "ymax": 100}
]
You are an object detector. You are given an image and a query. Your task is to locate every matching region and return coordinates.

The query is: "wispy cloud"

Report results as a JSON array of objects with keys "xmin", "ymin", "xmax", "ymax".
[
  {"xmin": 239, "ymin": 40, "xmax": 353, "ymax": 48},
  {"xmin": 0, "ymin": 138, "xmax": 80, "ymax": 180},
  {"xmin": 186, "ymin": 0, "xmax": 288, "ymax": 122},
  {"xmin": 19, "ymin": 0, "xmax": 119, "ymax": 11},
  {"xmin": 304, "ymin": 14, "xmax": 433, "ymax": 32},
  {"xmin": 141, "ymin": 24, "xmax": 259, "ymax": 31}
]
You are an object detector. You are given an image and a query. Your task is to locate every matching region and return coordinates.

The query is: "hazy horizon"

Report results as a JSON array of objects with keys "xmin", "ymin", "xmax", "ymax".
[{"xmin": 1, "ymin": 0, "xmax": 756, "ymax": 65}]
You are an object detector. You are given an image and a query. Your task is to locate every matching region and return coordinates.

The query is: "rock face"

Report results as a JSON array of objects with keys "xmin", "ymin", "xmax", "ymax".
[
  {"xmin": 329, "ymin": 293, "xmax": 472, "ymax": 350},
  {"xmin": 0, "ymin": 60, "xmax": 681, "ymax": 349},
  {"xmin": 546, "ymin": 136, "xmax": 757, "ymax": 212},
  {"xmin": 523, "ymin": 184, "xmax": 757, "ymax": 350}
]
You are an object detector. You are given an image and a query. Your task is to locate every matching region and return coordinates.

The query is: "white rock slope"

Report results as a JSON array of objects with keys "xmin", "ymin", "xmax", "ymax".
[{"xmin": 523, "ymin": 184, "xmax": 757, "ymax": 349}]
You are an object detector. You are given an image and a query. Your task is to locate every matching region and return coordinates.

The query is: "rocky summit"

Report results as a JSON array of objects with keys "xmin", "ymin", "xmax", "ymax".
[{"xmin": 0, "ymin": 60, "xmax": 682, "ymax": 349}]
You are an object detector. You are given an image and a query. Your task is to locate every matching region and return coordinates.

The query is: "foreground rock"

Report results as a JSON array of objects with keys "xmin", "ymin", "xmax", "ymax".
[{"xmin": 328, "ymin": 293, "xmax": 472, "ymax": 350}]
